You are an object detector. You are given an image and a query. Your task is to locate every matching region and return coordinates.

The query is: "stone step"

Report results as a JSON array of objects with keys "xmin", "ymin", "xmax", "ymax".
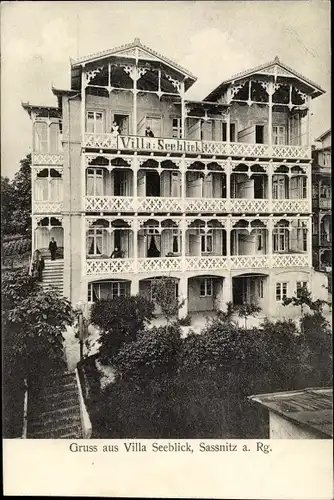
[
  {"xmin": 28, "ymin": 395, "xmax": 80, "ymax": 415},
  {"xmin": 34, "ymin": 373, "xmax": 76, "ymax": 389},
  {"xmin": 29, "ymin": 422, "xmax": 82, "ymax": 439},
  {"xmin": 29, "ymin": 404, "xmax": 81, "ymax": 423},
  {"xmin": 29, "ymin": 412, "xmax": 82, "ymax": 433}
]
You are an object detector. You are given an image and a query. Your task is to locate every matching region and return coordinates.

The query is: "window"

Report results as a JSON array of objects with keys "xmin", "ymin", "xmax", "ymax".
[
  {"xmin": 201, "ymin": 231, "xmax": 213, "ymax": 253},
  {"xmin": 87, "ymin": 228, "xmax": 103, "ymax": 255},
  {"xmin": 276, "ymin": 282, "xmax": 288, "ymax": 301},
  {"xmin": 88, "ymin": 281, "xmax": 129, "ymax": 303},
  {"xmin": 273, "ymin": 176, "xmax": 287, "ymax": 199},
  {"xmin": 200, "ymin": 278, "xmax": 213, "ymax": 297},
  {"xmin": 34, "ymin": 122, "xmax": 48, "ymax": 153},
  {"xmin": 172, "ymin": 118, "xmax": 182, "ymax": 139},
  {"xmin": 113, "ymin": 114, "xmax": 129, "ymax": 135},
  {"xmin": 34, "ymin": 121, "xmax": 61, "ymax": 153},
  {"xmin": 273, "ymin": 226, "xmax": 288, "ymax": 252},
  {"xmin": 273, "ymin": 126, "xmax": 286, "ymax": 145},
  {"xmin": 86, "ymin": 111, "xmax": 104, "ymax": 133},
  {"xmin": 222, "ymin": 122, "xmax": 236, "ymax": 142},
  {"xmin": 172, "ymin": 229, "xmax": 181, "ymax": 253},
  {"xmin": 296, "ymin": 281, "xmax": 308, "ymax": 298},
  {"xmin": 87, "ymin": 168, "xmax": 103, "ymax": 196},
  {"xmin": 258, "ymin": 279, "xmax": 264, "ymax": 299}
]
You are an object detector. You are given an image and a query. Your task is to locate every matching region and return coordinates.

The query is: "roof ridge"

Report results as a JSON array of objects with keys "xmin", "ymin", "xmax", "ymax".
[{"xmin": 71, "ymin": 38, "xmax": 197, "ymax": 80}]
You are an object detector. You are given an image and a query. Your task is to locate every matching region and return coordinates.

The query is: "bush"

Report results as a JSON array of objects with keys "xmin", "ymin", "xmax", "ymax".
[
  {"xmin": 178, "ymin": 314, "xmax": 192, "ymax": 326},
  {"xmin": 90, "ymin": 295, "xmax": 155, "ymax": 362},
  {"xmin": 114, "ymin": 323, "xmax": 182, "ymax": 380}
]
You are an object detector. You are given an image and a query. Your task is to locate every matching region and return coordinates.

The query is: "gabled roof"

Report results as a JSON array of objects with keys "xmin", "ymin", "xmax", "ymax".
[
  {"xmin": 315, "ymin": 128, "xmax": 331, "ymax": 142},
  {"xmin": 71, "ymin": 38, "xmax": 197, "ymax": 81},
  {"xmin": 205, "ymin": 56, "xmax": 325, "ymax": 101}
]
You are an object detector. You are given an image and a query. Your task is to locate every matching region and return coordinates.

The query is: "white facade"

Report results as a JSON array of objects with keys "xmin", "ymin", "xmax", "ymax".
[{"xmin": 23, "ymin": 39, "xmax": 328, "ymax": 318}]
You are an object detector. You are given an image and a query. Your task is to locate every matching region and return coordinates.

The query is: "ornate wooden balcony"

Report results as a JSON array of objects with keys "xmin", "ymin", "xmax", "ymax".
[
  {"xmin": 32, "ymin": 153, "xmax": 64, "ymax": 166},
  {"xmin": 85, "ymin": 253, "xmax": 310, "ymax": 276},
  {"xmin": 33, "ymin": 201, "xmax": 63, "ymax": 214},
  {"xmin": 84, "ymin": 195, "xmax": 309, "ymax": 214},
  {"xmin": 83, "ymin": 134, "xmax": 311, "ymax": 160}
]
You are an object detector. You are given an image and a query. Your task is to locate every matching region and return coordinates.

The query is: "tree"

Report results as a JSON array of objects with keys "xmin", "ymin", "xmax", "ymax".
[
  {"xmin": 151, "ymin": 276, "xmax": 185, "ymax": 323},
  {"xmin": 1, "ymin": 154, "xmax": 31, "ymax": 237},
  {"xmin": 90, "ymin": 295, "xmax": 155, "ymax": 362},
  {"xmin": 2, "ymin": 268, "xmax": 74, "ymax": 438},
  {"xmin": 236, "ymin": 303, "xmax": 262, "ymax": 328},
  {"xmin": 282, "ymin": 284, "xmax": 329, "ymax": 334},
  {"xmin": 2, "ymin": 269, "xmax": 74, "ymax": 378}
]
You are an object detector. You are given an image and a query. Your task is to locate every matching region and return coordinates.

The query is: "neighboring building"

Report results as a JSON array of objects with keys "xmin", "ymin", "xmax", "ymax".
[
  {"xmin": 312, "ymin": 129, "xmax": 332, "ymax": 273},
  {"xmin": 22, "ymin": 38, "xmax": 328, "ymax": 318},
  {"xmin": 249, "ymin": 388, "xmax": 333, "ymax": 439}
]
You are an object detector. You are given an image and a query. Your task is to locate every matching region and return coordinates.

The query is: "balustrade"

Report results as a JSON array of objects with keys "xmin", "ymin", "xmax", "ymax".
[
  {"xmin": 272, "ymin": 199, "xmax": 309, "ymax": 213},
  {"xmin": 82, "ymin": 134, "xmax": 311, "ymax": 160},
  {"xmin": 85, "ymin": 196, "xmax": 134, "ymax": 212},
  {"xmin": 83, "ymin": 195, "xmax": 309, "ymax": 214},
  {"xmin": 137, "ymin": 197, "xmax": 183, "ymax": 213},
  {"xmin": 85, "ymin": 253, "xmax": 309, "ymax": 276},
  {"xmin": 33, "ymin": 201, "xmax": 63, "ymax": 214},
  {"xmin": 32, "ymin": 153, "xmax": 64, "ymax": 166}
]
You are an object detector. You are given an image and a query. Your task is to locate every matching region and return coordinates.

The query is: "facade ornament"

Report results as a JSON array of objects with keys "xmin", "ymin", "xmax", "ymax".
[
  {"xmin": 86, "ymin": 66, "xmax": 104, "ymax": 86},
  {"xmin": 162, "ymin": 72, "xmax": 182, "ymax": 93}
]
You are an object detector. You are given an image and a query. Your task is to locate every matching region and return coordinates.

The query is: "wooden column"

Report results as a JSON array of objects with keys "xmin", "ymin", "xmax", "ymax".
[
  {"xmin": 180, "ymin": 81, "xmax": 186, "ymax": 139},
  {"xmin": 268, "ymin": 82, "xmax": 273, "ymax": 147},
  {"xmin": 133, "ymin": 64, "xmax": 137, "ymax": 135}
]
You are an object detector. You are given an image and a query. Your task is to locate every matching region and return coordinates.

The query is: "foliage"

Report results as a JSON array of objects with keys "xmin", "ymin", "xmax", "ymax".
[
  {"xmin": 178, "ymin": 314, "xmax": 192, "ymax": 326},
  {"xmin": 151, "ymin": 276, "xmax": 185, "ymax": 323},
  {"xmin": 1, "ymin": 154, "xmax": 32, "ymax": 237},
  {"xmin": 3, "ymin": 288, "xmax": 74, "ymax": 379},
  {"xmin": 90, "ymin": 295, "xmax": 155, "ymax": 362},
  {"xmin": 2, "ymin": 268, "xmax": 74, "ymax": 437},
  {"xmin": 2, "ymin": 268, "xmax": 40, "ymax": 311},
  {"xmin": 88, "ymin": 295, "xmax": 332, "ymax": 439},
  {"xmin": 215, "ymin": 301, "xmax": 237, "ymax": 325},
  {"xmin": 113, "ymin": 324, "xmax": 182, "ymax": 380},
  {"xmin": 283, "ymin": 284, "xmax": 329, "ymax": 334},
  {"xmin": 236, "ymin": 302, "xmax": 262, "ymax": 328}
]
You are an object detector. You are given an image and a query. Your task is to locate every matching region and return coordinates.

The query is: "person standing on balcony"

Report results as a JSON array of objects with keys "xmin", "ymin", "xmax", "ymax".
[
  {"xmin": 49, "ymin": 237, "xmax": 57, "ymax": 261},
  {"xmin": 111, "ymin": 121, "xmax": 120, "ymax": 137},
  {"xmin": 145, "ymin": 125, "xmax": 154, "ymax": 137},
  {"xmin": 110, "ymin": 247, "xmax": 123, "ymax": 258}
]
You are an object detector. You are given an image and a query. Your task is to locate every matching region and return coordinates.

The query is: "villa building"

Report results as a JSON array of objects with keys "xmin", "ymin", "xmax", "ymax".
[
  {"xmin": 312, "ymin": 129, "xmax": 331, "ymax": 272},
  {"xmin": 22, "ymin": 38, "xmax": 328, "ymax": 319}
]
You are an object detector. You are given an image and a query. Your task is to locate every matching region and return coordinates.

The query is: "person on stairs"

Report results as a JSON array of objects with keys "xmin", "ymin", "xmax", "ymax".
[
  {"xmin": 49, "ymin": 237, "xmax": 57, "ymax": 261},
  {"xmin": 36, "ymin": 255, "xmax": 45, "ymax": 281}
]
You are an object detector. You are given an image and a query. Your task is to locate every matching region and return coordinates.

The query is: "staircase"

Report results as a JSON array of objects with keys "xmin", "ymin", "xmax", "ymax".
[
  {"xmin": 27, "ymin": 372, "xmax": 83, "ymax": 439},
  {"xmin": 41, "ymin": 259, "xmax": 64, "ymax": 295}
]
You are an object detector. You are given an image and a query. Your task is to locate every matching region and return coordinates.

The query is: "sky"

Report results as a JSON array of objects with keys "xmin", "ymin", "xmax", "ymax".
[{"xmin": 1, "ymin": 0, "xmax": 331, "ymax": 178}]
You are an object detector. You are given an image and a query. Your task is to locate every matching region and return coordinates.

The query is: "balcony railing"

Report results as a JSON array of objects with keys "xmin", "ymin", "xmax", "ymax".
[
  {"xmin": 137, "ymin": 197, "xmax": 183, "ymax": 213},
  {"xmin": 33, "ymin": 201, "xmax": 63, "ymax": 213},
  {"xmin": 32, "ymin": 153, "xmax": 64, "ymax": 166},
  {"xmin": 272, "ymin": 199, "xmax": 309, "ymax": 213},
  {"xmin": 84, "ymin": 195, "xmax": 309, "ymax": 214},
  {"xmin": 85, "ymin": 196, "xmax": 134, "ymax": 212},
  {"xmin": 85, "ymin": 253, "xmax": 309, "ymax": 276},
  {"xmin": 83, "ymin": 134, "xmax": 311, "ymax": 160}
]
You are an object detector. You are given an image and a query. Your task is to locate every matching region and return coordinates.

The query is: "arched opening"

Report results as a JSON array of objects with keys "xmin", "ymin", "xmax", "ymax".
[{"xmin": 232, "ymin": 273, "xmax": 268, "ymax": 308}]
